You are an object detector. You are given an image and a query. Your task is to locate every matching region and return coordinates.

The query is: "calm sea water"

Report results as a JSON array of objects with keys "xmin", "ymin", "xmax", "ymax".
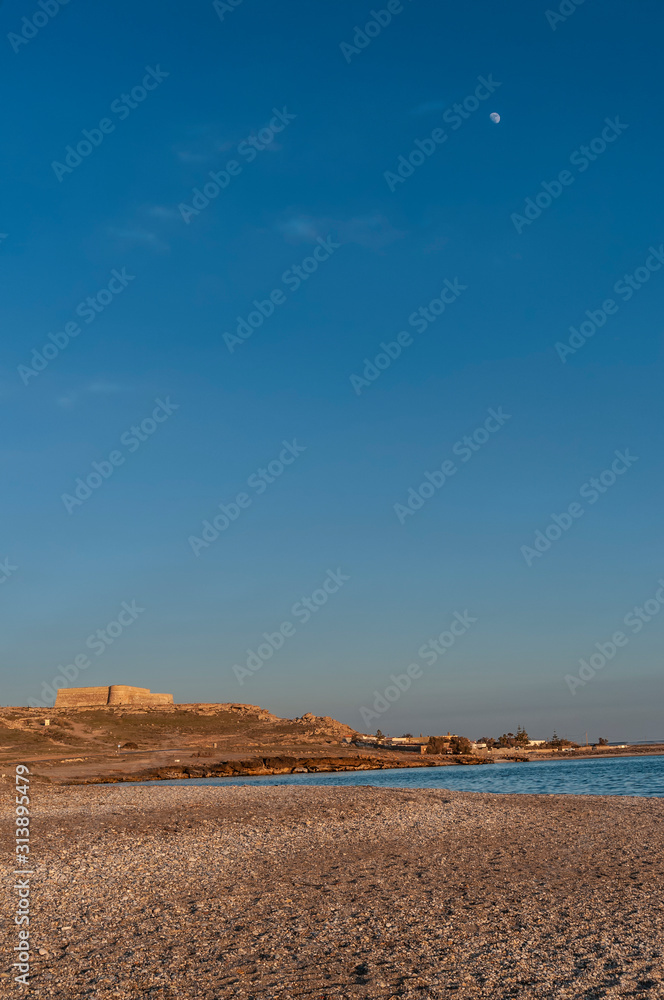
[{"xmin": 146, "ymin": 754, "xmax": 664, "ymax": 797}]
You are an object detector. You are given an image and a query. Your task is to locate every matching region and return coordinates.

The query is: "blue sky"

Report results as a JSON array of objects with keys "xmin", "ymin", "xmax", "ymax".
[{"xmin": 2, "ymin": 0, "xmax": 663, "ymax": 742}]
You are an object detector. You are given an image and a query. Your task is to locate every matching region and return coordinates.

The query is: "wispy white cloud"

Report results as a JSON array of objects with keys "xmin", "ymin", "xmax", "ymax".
[
  {"xmin": 145, "ymin": 205, "xmax": 179, "ymax": 221},
  {"xmin": 171, "ymin": 124, "xmax": 237, "ymax": 166},
  {"xmin": 174, "ymin": 149, "xmax": 211, "ymax": 164},
  {"xmin": 279, "ymin": 216, "xmax": 321, "ymax": 241},
  {"xmin": 55, "ymin": 382, "xmax": 130, "ymax": 409},
  {"xmin": 86, "ymin": 381, "xmax": 125, "ymax": 394},
  {"xmin": 277, "ymin": 213, "xmax": 405, "ymax": 252},
  {"xmin": 174, "ymin": 117, "xmax": 289, "ymax": 167},
  {"xmin": 107, "ymin": 227, "xmax": 169, "ymax": 253},
  {"xmin": 411, "ymin": 99, "xmax": 447, "ymax": 116}
]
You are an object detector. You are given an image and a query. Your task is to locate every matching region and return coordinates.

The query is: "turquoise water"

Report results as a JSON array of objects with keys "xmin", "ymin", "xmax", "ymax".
[{"xmin": 146, "ymin": 754, "xmax": 664, "ymax": 797}]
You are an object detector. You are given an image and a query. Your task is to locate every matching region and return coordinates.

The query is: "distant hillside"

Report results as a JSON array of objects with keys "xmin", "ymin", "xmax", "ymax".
[{"xmin": 0, "ymin": 703, "xmax": 357, "ymax": 758}]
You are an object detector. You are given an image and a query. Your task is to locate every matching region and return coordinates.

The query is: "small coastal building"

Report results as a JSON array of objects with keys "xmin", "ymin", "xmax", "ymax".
[{"xmin": 383, "ymin": 737, "xmax": 429, "ymax": 746}]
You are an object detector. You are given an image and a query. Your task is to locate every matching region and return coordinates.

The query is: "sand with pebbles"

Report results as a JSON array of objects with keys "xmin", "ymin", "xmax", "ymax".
[{"xmin": 2, "ymin": 782, "xmax": 663, "ymax": 998}]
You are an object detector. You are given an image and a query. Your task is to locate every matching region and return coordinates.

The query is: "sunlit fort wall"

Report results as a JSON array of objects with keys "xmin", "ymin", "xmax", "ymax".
[{"xmin": 54, "ymin": 686, "xmax": 174, "ymax": 708}]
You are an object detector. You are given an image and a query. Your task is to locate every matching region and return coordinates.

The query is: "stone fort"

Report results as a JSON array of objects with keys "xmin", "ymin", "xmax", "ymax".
[{"xmin": 54, "ymin": 685, "xmax": 174, "ymax": 708}]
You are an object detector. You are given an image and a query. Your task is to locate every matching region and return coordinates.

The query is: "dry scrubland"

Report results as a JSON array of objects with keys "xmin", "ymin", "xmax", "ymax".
[
  {"xmin": 2, "ymin": 783, "xmax": 664, "ymax": 999},
  {"xmin": 2, "ymin": 704, "xmax": 655, "ymax": 785},
  {"xmin": 0, "ymin": 703, "xmax": 347, "ymax": 758},
  {"xmin": 0, "ymin": 705, "xmax": 378, "ymax": 783},
  {"xmin": 0, "ymin": 704, "xmax": 491, "ymax": 784}
]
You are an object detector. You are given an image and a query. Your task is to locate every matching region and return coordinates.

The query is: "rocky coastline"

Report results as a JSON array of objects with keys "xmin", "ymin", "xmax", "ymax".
[{"xmin": 55, "ymin": 752, "xmax": 492, "ymax": 785}]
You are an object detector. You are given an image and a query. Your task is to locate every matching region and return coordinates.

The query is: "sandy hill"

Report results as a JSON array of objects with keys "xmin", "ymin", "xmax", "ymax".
[{"xmin": 0, "ymin": 702, "xmax": 357, "ymax": 762}]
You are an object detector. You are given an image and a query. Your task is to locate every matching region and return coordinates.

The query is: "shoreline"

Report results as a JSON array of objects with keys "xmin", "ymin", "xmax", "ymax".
[
  {"xmin": 10, "ymin": 746, "xmax": 664, "ymax": 787},
  {"xmin": 56, "ymin": 749, "xmax": 664, "ymax": 788},
  {"xmin": 44, "ymin": 752, "xmax": 492, "ymax": 786}
]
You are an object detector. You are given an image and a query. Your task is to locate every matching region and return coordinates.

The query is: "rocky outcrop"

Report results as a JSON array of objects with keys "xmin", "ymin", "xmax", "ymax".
[
  {"xmin": 290, "ymin": 713, "xmax": 357, "ymax": 738},
  {"xmin": 60, "ymin": 753, "xmax": 493, "ymax": 785}
]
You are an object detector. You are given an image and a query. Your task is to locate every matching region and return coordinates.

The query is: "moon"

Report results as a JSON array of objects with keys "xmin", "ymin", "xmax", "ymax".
[{"xmin": 489, "ymin": 112, "xmax": 501, "ymax": 124}]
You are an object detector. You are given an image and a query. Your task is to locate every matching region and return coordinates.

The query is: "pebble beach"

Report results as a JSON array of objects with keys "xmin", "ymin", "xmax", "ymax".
[{"xmin": 2, "ymin": 783, "xmax": 663, "ymax": 998}]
